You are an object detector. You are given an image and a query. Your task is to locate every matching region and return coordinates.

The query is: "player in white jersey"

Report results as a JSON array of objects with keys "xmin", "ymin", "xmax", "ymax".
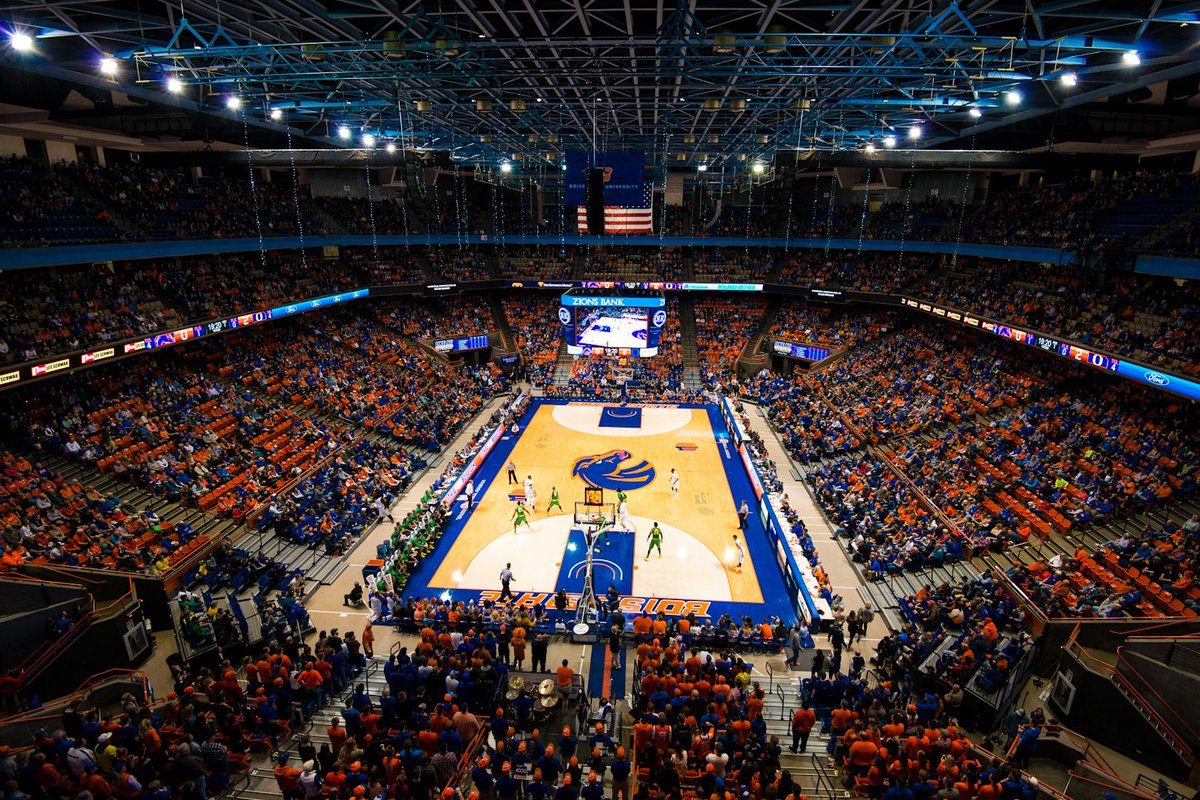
[
  {"xmin": 732, "ymin": 534, "xmax": 745, "ymax": 573},
  {"xmin": 523, "ymin": 475, "xmax": 536, "ymax": 512},
  {"xmin": 617, "ymin": 500, "xmax": 635, "ymax": 533},
  {"xmin": 669, "ymin": 468, "xmax": 680, "ymax": 497}
]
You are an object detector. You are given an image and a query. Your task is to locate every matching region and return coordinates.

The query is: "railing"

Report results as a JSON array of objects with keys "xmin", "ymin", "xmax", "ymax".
[
  {"xmin": 448, "ymin": 718, "xmax": 491, "ymax": 795},
  {"xmin": 1135, "ymin": 773, "xmax": 1185, "ymax": 800},
  {"xmin": 1117, "ymin": 648, "xmax": 1200, "ymax": 744},
  {"xmin": 1063, "ymin": 632, "xmax": 1194, "ymax": 761},
  {"xmin": 808, "ymin": 753, "xmax": 839, "ymax": 800}
]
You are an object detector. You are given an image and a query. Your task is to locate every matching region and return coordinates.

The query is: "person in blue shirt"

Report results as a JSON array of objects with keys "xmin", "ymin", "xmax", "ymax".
[
  {"xmin": 526, "ymin": 771, "xmax": 553, "ymax": 800},
  {"xmin": 1014, "ymin": 724, "xmax": 1041, "ymax": 769},
  {"xmin": 471, "ymin": 756, "xmax": 495, "ymax": 798},
  {"xmin": 581, "ymin": 772, "xmax": 605, "ymax": 800},
  {"xmin": 883, "ymin": 777, "xmax": 915, "ymax": 800},
  {"xmin": 554, "ymin": 774, "xmax": 580, "ymax": 800}
]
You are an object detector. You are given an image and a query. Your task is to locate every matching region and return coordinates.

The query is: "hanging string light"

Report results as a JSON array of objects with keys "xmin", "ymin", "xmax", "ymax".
[
  {"xmin": 362, "ymin": 132, "xmax": 381, "ymax": 263},
  {"xmin": 281, "ymin": 112, "xmax": 307, "ymax": 270},
  {"xmin": 822, "ymin": 122, "xmax": 841, "ymax": 256},
  {"xmin": 237, "ymin": 96, "xmax": 267, "ymax": 270},
  {"xmin": 857, "ymin": 163, "xmax": 872, "ymax": 254},
  {"xmin": 952, "ymin": 133, "xmax": 977, "ymax": 268},
  {"xmin": 784, "ymin": 98, "xmax": 807, "ymax": 252}
]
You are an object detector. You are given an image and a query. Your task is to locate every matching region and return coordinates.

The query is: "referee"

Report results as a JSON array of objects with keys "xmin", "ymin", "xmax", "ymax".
[{"xmin": 500, "ymin": 563, "xmax": 515, "ymax": 601}]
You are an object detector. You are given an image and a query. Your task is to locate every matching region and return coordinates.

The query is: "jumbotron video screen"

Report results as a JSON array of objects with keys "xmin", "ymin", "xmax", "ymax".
[{"xmin": 559, "ymin": 289, "xmax": 666, "ymax": 357}]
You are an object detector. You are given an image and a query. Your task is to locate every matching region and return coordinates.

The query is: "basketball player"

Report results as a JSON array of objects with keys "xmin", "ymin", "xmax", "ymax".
[
  {"xmin": 511, "ymin": 501, "xmax": 532, "ymax": 534},
  {"xmin": 645, "ymin": 522, "xmax": 663, "ymax": 560},
  {"xmin": 669, "ymin": 469, "xmax": 680, "ymax": 498},
  {"xmin": 616, "ymin": 488, "xmax": 628, "ymax": 507},
  {"xmin": 617, "ymin": 499, "xmax": 635, "ymax": 534},
  {"xmin": 524, "ymin": 475, "xmax": 536, "ymax": 510},
  {"xmin": 547, "ymin": 487, "xmax": 562, "ymax": 513},
  {"xmin": 732, "ymin": 534, "xmax": 745, "ymax": 573}
]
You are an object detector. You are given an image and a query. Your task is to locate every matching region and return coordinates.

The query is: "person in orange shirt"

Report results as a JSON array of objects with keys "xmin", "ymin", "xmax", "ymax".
[
  {"xmin": 831, "ymin": 701, "xmax": 856, "ymax": 735},
  {"xmin": 362, "ymin": 622, "xmax": 375, "ymax": 658},
  {"xmin": 327, "ymin": 717, "xmax": 347, "ymax": 753},
  {"xmin": 848, "ymin": 737, "xmax": 879, "ymax": 777},
  {"xmin": 512, "ymin": 626, "xmax": 527, "ymax": 670},
  {"xmin": 790, "ymin": 702, "xmax": 816, "ymax": 753},
  {"xmin": 556, "ymin": 659, "xmax": 574, "ymax": 705},
  {"xmin": 274, "ymin": 752, "xmax": 303, "ymax": 798}
]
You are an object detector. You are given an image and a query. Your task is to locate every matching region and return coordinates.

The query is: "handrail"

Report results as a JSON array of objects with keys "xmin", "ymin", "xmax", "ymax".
[
  {"xmin": 15, "ymin": 611, "xmax": 95, "ymax": 681},
  {"xmin": 1116, "ymin": 647, "xmax": 1200, "ymax": 742},
  {"xmin": 1065, "ymin": 632, "xmax": 1193, "ymax": 758},
  {"xmin": 1065, "ymin": 770, "xmax": 1161, "ymax": 800},
  {"xmin": 446, "ymin": 716, "xmax": 491, "ymax": 794},
  {"xmin": 0, "ymin": 668, "xmax": 152, "ymax": 725}
]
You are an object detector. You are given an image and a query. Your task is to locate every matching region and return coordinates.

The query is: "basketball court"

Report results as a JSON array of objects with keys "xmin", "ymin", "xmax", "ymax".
[{"xmin": 402, "ymin": 399, "xmax": 795, "ymax": 622}]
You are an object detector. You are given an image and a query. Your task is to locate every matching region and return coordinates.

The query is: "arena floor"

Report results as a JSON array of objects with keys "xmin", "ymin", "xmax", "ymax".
[{"xmin": 403, "ymin": 399, "xmax": 796, "ymax": 622}]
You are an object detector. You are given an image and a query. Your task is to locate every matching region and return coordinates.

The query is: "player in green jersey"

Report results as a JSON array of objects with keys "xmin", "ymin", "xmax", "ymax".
[
  {"xmin": 511, "ymin": 502, "xmax": 532, "ymax": 534},
  {"xmin": 645, "ymin": 522, "xmax": 663, "ymax": 560}
]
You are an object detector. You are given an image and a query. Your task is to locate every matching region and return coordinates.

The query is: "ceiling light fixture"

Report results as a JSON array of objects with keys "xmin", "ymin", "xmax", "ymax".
[
  {"xmin": 908, "ymin": 124, "xmax": 922, "ymax": 140},
  {"xmin": 500, "ymin": 162, "xmax": 513, "ymax": 173},
  {"xmin": 10, "ymin": 31, "xmax": 33, "ymax": 52},
  {"xmin": 1122, "ymin": 50, "xmax": 1141, "ymax": 65},
  {"xmin": 865, "ymin": 143, "xmax": 876, "ymax": 153},
  {"xmin": 883, "ymin": 135, "xmax": 897, "ymax": 148},
  {"xmin": 166, "ymin": 77, "xmax": 183, "ymax": 93},
  {"xmin": 698, "ymin": 164, "xmax": 708, "ymax": 172},
  {"xmin": 751, "ymin": 161, "xmax": 766, "ymax": 174},
  {"xmin": 362, "ymin": 133, "xmax": 376, "ymax": 148},
  {"xmin": 225, "ymin": 96, "xmax": 242, "ymax": 110},
  {"xmin": 386, "ymin": 142, "xmax": 397, "ymax": 153},
  {"xmin": 269, "ymin": 107, "xmax": 283, "ymax": 121},
  {"xmin": 968, "ymin": 107, "xmax": 983, "ymax": 118},
  {"xmin": 338, "ymin": 125, "xmax": 352, "ymax": 140},
  {"xmin": 1060, "ymin": 72, "xmax": 1078, "ymax": 87},
  {"xmin": 1004, "ymin": 90, "xmax": 1022, "ymax": 105},
  {"xmin": 100, "ymin": 57, "xmax": 118, "ymax": 76}
]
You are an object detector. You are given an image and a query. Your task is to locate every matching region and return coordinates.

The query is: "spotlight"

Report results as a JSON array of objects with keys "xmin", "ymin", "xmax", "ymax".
[
  {"xmin": 10, "ymin": 31, "xmax": 33, "ymax": 52},
  {"xmin": 698, "ymin": 164, "xmax": 708, "ymax": 172},
  {"xmin": 968, "ymin": 107, "xmax": 983, "ymax": 118},
  {"xmin": 864, "ymin": 143, "xmax": 876, "ymax": 153},
  {"xmin": 1122, "ymin": 50, "xmax": 1141, "ymax": 65},
  {"xmin": 1004, "ymin": 90, "xmax": 1022, "ymax": 106},
  {"xmin": 225, "ymin": 96, "xmax": 242, "ymax": 110},
  {"xmin": 269, "ymin": 108, "xmax": 283, "ymax": 121},
  {"xmin": 166, "ymin": 77, "xmax": 183, "ymax": 93},
  {"xmin": 500, "ymin": 162, "xmax": 513, "ymax": 173},
  {"xmin": 1060, "ymin": 72, "xmax": 1078, "ymax": 87},
  {"xmin": 338, "ymin": 125, "xmax": 352, "ymax": 140},
  {"xmin": 883, "ymin": 135, "xmax": 897, "ymax": 148},
  {"xmin": 362, "ymin": 133, "xmax": 376, "ymax": 148},
  {"xmin": 908, "ymin": 125, "xmax": 922, "ymax": 140},
  {"xmin": 385, "ymin": 142, "xmax": 397, "ymax": 154},
  {"xmin": 99, "ymin": 58, "xmax": 118, "ymax": 76},
  {"xmin": 751, "ymin": 161, "xmax": 766, "ymax": 174}
]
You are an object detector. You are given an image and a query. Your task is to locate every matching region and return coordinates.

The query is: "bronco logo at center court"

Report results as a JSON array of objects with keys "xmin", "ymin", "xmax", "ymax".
[{"xmin": 571, "ymin": 449, "xmax": 656, "ymax": 490}]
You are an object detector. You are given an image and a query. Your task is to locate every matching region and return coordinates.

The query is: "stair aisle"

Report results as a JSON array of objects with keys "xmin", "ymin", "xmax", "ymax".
[
  {"xmin": 758, "ymin": 669, "xmax": 843, "ymax": 798},
  {"xmin": 677, "ymin": 294, "xmax": 702, "ymax": 390},
  {"xmin": 552, "ymin": 341, "xmax": 574, "ymax": 386}
]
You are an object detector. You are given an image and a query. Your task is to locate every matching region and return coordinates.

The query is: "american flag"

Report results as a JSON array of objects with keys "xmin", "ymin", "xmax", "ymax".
[{"xmin": 576, "ymin": 181, "xmax": 654, "ymax": 234}]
